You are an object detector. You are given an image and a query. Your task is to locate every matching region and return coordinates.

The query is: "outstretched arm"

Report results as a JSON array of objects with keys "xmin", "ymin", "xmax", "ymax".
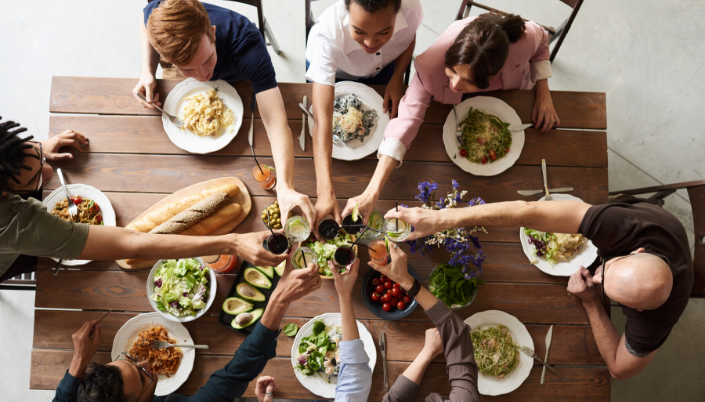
[{"xmin": 133, "ymin": 13, "xmax": 161, "ymax": 109}]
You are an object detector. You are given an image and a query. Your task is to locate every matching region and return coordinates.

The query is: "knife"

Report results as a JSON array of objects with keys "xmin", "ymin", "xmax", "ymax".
[
  {"xmin": 541, "ymin": 325, "xmax": 553, "ymax": 385},
  {"xmin": 380, "ymin": 330, "xmax": 388, "ymax": 392},
  {"xmin": 508, "ymin": 123, "xmax": 532, "ymax": 131},
  {"xmin": 248, "ymin": 92, "xmax": 256, "ymax": 146},
  {"xmin": 300, "ymin": 96, "xmax": 307, "ymax": 151},
  {"xmin": 517, "ymin": 187, "xmax": 573, "ymax": 196}
]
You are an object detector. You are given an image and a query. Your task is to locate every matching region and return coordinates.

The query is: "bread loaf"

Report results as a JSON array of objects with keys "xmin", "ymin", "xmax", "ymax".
[
  {"xmin": 149, "ymin": 193, "xmax": 229, "ymax": 235},
  {"xmin": 127, "ymin": 183, "xmax": 240, "ymax": 233},
  {"xmin": 179, "ymin": 203, "xmax": 242, "ymax": 236}
]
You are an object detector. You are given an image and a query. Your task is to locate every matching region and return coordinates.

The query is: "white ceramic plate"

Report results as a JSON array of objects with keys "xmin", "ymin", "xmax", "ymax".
[
  {"xmin": 519, "ymin": 194, "xmax": 598, "ymax": 276},
  {"xmin": 146, "ymin": 257, "xmax": 217, "ymax": 323},
  {"xmin": 307, "ymin": 81, "xmax": 389, "ymax": 161},
  {"xmin": 291, "ymin": 313, "xmax": 377, "ymax": 398},
  {"xmin": 162, "ymin": 78, "xmax": 244, "ymax": 154},
  {"xmin": 442, "ymin": 96, "xmax": 525, "ymax": 176},
  {"xmin": 465, "ymin": 310, "xmax": 533, "ymax": 396},
  {"xmin": 43, "ymin": 184, "xmax": 116, "ymax": 266},
  {"xmin": 111, "ymin": 313, "xmax": 195, "ymax": 396}
]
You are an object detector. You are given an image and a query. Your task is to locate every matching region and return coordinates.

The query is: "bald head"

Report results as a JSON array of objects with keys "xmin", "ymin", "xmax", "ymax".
[{"xmin": 604, "ymin": 252, "xmax": 673, "ymax": 310}]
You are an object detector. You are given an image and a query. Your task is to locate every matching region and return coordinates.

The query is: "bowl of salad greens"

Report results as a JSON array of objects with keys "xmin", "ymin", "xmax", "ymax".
[
  {"xmin": 147, "ymin": 257, "xmax": 217, "ymax": 322},
  {"xmin": 301, "ymin": 231, "xmax": 357, "ymax": 279},
  {"xmin": 429, "ymin": 263, "xmax": 483, "ymax": 311}
]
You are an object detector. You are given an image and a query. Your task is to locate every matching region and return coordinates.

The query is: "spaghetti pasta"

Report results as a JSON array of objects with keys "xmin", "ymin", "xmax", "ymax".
[
  {"xmin": 52, "ymin": 197, "xmax": 103, "ymax": 225},
  {"xmin": 128, "ymin": 326, "xmax": 183, "ymax": 377},
  {"xmin": 181, "ymin": 88, "xmax": 235, "ymax": 137}
]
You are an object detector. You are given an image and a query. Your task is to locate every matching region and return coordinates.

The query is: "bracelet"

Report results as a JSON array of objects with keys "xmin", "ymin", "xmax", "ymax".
[{"xmin": 406, "ymin": 278, "xmax": 421, "ymax": 298}]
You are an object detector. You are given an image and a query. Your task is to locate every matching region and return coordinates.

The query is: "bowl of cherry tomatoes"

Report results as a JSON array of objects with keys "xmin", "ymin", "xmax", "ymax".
[{"xmin": 361, "ymin": 265, "xmax": 420, "ymax": 321}]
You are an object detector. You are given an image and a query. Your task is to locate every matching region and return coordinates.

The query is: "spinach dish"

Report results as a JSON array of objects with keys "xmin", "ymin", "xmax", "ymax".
[{"xmin": 333, "ymin": 94, "xmax": 377, "ymax": 143}]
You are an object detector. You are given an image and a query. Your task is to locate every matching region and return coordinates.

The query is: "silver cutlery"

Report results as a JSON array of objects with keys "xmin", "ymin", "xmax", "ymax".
[
  {"xmin": 518, "ymin": 344, "xmax": 564, "ymax": 381},
  {"xmin": 508, "ymin": 123, "xmax": 532, "ymax": 132},
  {"xmin": 452, "ymin": 104, "xmax": 463, "ymax": 144},
  {"xmin": 90, "ymin": 310, "xmax": 112, "ymax": 338},
  {"xmin": 541, "ymin": 159, "xmax": 553, "ymax": 201},
  {"xmin": 380, "ymin": 330, "xmax": 388, "ymax": 392},
  {"xmin": 298, "ymin": 102, "xmax": 344, "ymax": 146},
  {"xmin": 149, "ymin": 340, "xmax": 209, "ymax": 350},
  {"xmin": 300, "ymin": 96, "xmax": 307, "ymax": 151},
  {"xmin": 136, "ymin": 93, "xmax": 185, "ymax": 128},
  {"xmin": 57, "ymin": 168, "xmax": 77, "ymax": 218},
  {"xmin": 248, "ymin": 93, "xmax": 256, "ymax": 147},
  {"xmin": 53, "ymin": 259, "xmax": 63, "ymax": 276},
  {"xmin": 517, "ymin": 187, "xmax": 573, "ymax": 196},
  {"xmin": 541, "ymin": 325, "xmax": 553, "ymax": 385}
]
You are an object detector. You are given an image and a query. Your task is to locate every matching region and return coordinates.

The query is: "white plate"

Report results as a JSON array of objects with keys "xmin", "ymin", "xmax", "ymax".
[
  {"xmin": 465, "ymin": 310, "xmax": 533, "ymax": 396},
  {"xmin": 162, "ymin": 78, "xmax": 244, "ymax": 154},
  {"xmin": 146, "ymin": 258, "xmax": 217, "ymax": 322},
  {"xmin": 442, "ymin": 96, "xmax": 525, "ymax": 176},
  {"xmin": 111, "ymin": 313, "xmax": 195, "ymax": 396},
  {"xmin": 43, "ymin": 184, "xmax": 116, "ymax": 266},
  {"xmin": 519, "ymin": 194, "xmax": 598, "ymax": 276},
  {"xmin": 307, "ymin": 81, "xmax": 389, "ymax": 161},
  {"xmin": 290, "ymin": 313, "xmax": 377, "ymax": 398}
]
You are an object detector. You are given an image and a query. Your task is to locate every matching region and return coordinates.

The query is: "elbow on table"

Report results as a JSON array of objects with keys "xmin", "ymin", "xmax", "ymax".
[{"xmin": 608, "ymin": 367, "xmax": 640, "ymax": 381}]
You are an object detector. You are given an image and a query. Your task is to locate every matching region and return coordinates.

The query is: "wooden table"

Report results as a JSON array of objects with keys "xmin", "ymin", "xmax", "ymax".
[{"xmin": 30, "ymin": 77, "xmax": 610, "ymax": 401}]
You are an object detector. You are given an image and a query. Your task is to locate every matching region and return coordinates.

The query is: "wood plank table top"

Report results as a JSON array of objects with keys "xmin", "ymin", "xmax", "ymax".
[{"xmin": 31, "ymin": 76, "xmax": 610, "ymax": 401}]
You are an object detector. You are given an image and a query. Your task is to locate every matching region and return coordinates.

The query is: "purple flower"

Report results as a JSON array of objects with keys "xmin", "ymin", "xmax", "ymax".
[
  {"xmin": 452, "ymin": 180, "xmax": 459, "ymax": 189},
  {"xmin": 154, "ymin": 278, "xmax": 163, "ymax": 288}
]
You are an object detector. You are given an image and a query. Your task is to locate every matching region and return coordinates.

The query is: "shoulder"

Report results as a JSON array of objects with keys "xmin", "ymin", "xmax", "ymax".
[
  {"xmin": 0, "ymin": 195, "xmax": 45, "ymax": 220},
  {"xmin": 142, "ymin": 0, "xmax": 162, "ymax": 25},
  {"xmin": 400, "ymin": 0, "xmax": 424, "ymax": 26},
  {"xmin": 509, "ymin": 20, "xmax": 545, "ymax": 55},
  {"xmin": 311, "ymin": 0, "xmax": 348, "ymax": 40}
]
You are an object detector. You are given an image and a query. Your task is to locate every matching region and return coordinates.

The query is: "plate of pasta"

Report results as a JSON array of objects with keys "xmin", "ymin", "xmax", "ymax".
[
  {"xmin": 112, "ymin": 313, "xmax": 195, "ymax": 396},
  {"xmin": 42, "ymin": 183, "xmax": 116, "ymax": 266},
  {"xmin": 162, "ymin": 78, "xmax": 244, "ymax": 154}
]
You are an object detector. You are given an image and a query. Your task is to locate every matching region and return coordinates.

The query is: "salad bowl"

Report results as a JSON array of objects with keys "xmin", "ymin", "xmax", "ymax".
[{"xmin": 147, "ymin": 257, "xmax": 217, "ymax": 322}]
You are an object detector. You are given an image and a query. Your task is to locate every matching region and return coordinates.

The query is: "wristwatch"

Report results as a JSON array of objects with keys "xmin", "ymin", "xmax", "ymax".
[{"xmin": 406, "ymin": 277, "xmax": 421, "ymax": 298}]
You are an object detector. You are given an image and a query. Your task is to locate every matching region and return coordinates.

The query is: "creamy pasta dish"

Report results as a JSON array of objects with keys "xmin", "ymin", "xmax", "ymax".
[{"xmin": 181, "ymin": 88, "xmax": 235, "ymax": 137}]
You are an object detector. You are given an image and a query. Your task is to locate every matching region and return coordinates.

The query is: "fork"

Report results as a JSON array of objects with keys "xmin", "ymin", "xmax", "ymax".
[
  {"xmin": 518, "ymin": 345, "xmax": 564, "ymax": 381},
  {"xmin": 541, "ymin": 159, "xmax": 553, "ymax": 201},
  {"xmin": 298, "ymin": 102, "xmax": 344, "ymax": 147},
  {"xmin": 136, "ymin": 93, "xmax": 185, "ymax": 128},
  {"xmin": 452, "ymin": 104, "xmax": 463, "ymax": 135},
  {"xmin": 56, "ymin": 168, "xmax": 77, "ymax": 218},
  {"xmin": 149, "ymin": 340, "xmax": 209, "ymax": 350}
]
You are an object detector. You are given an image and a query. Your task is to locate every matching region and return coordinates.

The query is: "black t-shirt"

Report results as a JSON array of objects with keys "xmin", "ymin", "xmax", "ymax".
[
  {"xmin": 578, "ymin": 200, "xmax": 693, "ymax": 354},
  {"xmin": 144, "ymin": 1, "xmax": 278, "ymax": 94}
]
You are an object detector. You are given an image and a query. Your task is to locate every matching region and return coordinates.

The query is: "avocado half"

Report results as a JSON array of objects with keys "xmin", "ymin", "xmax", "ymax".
[
  {"xmin": 243, "ymin": 267, "xmax": 272, "ymax": 289},
  {"xmin": 255, "ymin": 265, "xmax": 274, "ymax": 278},
  {"xmin": 231, "ymin": 308, "xmax": 264, "ymax": 329},
  {"xmin": 222, "ymin": 297, "xmax": 254, "ymax": 316},
  {"xmin": 236, "ymin": 282, "xmax": 266, "ymax": 302},
  {"xmin": 273, "ymin": 260, "xmax": 286, "ymax": 276}
]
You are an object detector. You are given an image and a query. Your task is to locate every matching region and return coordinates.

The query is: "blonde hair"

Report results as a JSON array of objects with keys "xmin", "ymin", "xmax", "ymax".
[{"xmin": 147, "ymin": 0, "xmax": 215, "ymax": 66}]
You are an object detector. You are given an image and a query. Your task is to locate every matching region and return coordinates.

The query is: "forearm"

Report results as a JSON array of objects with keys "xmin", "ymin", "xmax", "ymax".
[
  {"xmin": 339, "ymin": 296, "xmax": 360, "ymax": 341},
  {"xmin": 260, "ymin": 293, "xmax": 289, "ymax": 332},
  {"xmin": 400, "ymin": 349, "xmax": 434, "ymax": 385},
  {"xmin": 535, "ymin": 79, "xmax": 550, "ymax": 95},
  {"xmin": 583, "ymin": 301, "xmax": 622, "ymax": 373},
  {"xmin": 257, "ymin": 88, "xmax": 296, "ymax": 191},
  {"xmin": 312, "ymin": 83, "xmax": 335, "ymax": 196},
  {"xmin": 363, "ymin": 155, "xmax": 397, "ymax": 196},
  {"xmin": 139, "ymin": 18, "xmax": 159, "ymax": 76},
  {"xmin": 68, "ymin": 355, "xmax": 91, "ymax": 379},
  {"xmin": 392, "ymin": 36, "xmax": 415, "ymax": 79}
]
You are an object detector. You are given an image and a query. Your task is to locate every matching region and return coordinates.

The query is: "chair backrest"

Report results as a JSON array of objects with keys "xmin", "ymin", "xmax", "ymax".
[{"xmin": 222, "ymin": 0, "xmax": 266, "ymax": 39}]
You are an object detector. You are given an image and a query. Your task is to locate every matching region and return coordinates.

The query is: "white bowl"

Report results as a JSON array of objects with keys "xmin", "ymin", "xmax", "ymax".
[{"xmin": 146, "ymin": 257, "xmax": 217, "ymax": 322}]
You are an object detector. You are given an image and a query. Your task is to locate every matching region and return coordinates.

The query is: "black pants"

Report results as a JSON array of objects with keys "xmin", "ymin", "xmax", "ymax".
[{"xmin": 0, "ymin": 254, "xmax": 38, "ymax": 283}]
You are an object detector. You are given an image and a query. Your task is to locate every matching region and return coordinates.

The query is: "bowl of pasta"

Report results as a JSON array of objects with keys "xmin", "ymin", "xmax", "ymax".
[{"xmin": 162, "ymin": 78, "xmax": 244, "ymax": 154}]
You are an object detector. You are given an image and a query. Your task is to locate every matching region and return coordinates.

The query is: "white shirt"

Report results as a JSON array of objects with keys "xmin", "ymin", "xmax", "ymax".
[{"xmin": 305, "ymin": 0, "xmax": 424, "ymax": 86}]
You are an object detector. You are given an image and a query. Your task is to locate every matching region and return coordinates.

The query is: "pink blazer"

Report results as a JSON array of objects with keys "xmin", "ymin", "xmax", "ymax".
[{"xmin": 382, "ymin": 16, "xmax": 550, "ymax": 153}]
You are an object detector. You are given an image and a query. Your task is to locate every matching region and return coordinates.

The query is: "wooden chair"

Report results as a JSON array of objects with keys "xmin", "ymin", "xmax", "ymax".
[
  {"xmin": 456, "ymin": 0, "xmax": 584, "ymax": 63},
  {"xmin": 0, "ymin": 272, "xmax": 37, "ymax": 291},
  {"xmin": 609, "ymin": 180, "xmax": 705, "ymax": 297},
  {"xmin": 305, "ymin": 0, "xmax": 412, "ymax": 86}
]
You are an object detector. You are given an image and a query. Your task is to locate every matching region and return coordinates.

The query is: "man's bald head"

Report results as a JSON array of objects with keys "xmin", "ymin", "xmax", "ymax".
[{"xmin": 602, "ymin": 251, "xmax": 673, "ymax": 310}]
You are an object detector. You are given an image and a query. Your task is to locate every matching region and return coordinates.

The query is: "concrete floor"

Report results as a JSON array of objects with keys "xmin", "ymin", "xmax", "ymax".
[{"xmin": 1, "ymin": 0, "xmax": 704, "ymax": 400}]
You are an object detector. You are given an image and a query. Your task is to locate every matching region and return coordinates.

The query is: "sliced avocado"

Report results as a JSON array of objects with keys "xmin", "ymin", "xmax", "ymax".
[
  {"xmin": 222, "ymin": 297, "xmax": 254, "ymax": 316},
  {"xmin": 243, "ymin": 267, "xmax": 272, "ymax": 289},
  {"xmin": 236, "ymin": 283, "xmax": 266, "ymax": 302},
  {"xmin": 255, "ymin": 265, "xmax": 274, "ymax": 278},
  {"xmin": 273, "ymin": 260, "xmax": 286, "ymax": 276},
  {"xmin": 231, "ymin": 308, "xmax": 264, "ymax": 329}
]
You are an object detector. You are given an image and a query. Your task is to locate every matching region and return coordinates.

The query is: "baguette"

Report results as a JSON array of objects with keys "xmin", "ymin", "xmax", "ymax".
[
  {"xmin": 149, "ymin": 193, "xmax": 229, "ymax": 235},
  {"xmin": 127, "ymin": 183, "xmax": 240, "ymax": 233}
]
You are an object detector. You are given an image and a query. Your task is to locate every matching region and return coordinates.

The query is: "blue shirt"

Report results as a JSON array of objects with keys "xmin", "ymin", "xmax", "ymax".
[
  {"xmin": 52, "ymin": 321, "xmax": 279, "ymax": 402},
  {"xmin": 335, "ymin": 339, "xmax": 373, "ymax": 402},
  {"xmin": 143, "ymin": 1, "xmax": 278, "ymax": 94}
]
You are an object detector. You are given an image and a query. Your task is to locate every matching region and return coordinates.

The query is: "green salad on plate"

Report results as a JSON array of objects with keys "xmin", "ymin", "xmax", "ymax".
[{"xmin": 150, "ymin": 258, "xmax": 210, "ymax": 317}]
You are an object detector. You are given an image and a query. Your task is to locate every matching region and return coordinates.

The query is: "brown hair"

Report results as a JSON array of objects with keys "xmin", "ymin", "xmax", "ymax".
[
  {"xmin": 147, "ymin": 0, "xmax": 214, "ymax": 66},
  {"xmin": 444, "ymin": 13, "xmax": 526, "ymax": 89}
]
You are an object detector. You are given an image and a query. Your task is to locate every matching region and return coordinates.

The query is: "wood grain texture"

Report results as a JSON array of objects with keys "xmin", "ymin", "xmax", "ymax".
[{"xmin": 49, "ymin": 114, "xmax": 607, "ymax": 167}]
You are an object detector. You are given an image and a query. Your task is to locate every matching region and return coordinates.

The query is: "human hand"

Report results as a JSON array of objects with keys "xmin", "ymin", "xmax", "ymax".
[
  {"xmin": 271, "ymin": 257, "xmax": 322, "ymax": 305},
  {"xmin": 384, "ymin": 206, "xmax": 441, "ymax": 241},
  {"xmin": 383, "ymin": 75, "xmax": 404, "ymax": 118},
  {"xmin": 69, "ymin": 319, "xmax": 102, "ymax": 377},
  {"xmin": 532, "ymin": 82, "xmax": 560, "ymax": 133},
  {"xmin": 368, "ymin": 242, "xmax": 414, "ymax": 290},
  {"xmin": 277, "ymin": 186, "xmax": 317, "ymax": 233},
  {"xmin": 313, "ymin": 190, "xmax": 340, "ymax": 240},
  {"xmin": 41, "ymin": 130, "xmax": 89, "ymax": 161},
  {"xmin": 330, "ymin": 259, "xmax": 358, "ymax": 302},
  {"xmin": 421, "ymin": 328, "xmax": 444, "ymax": 358},
  {"xmin": 232, "ymin": 232, "xmax": 287, "ymax": 267},
  {"xmin": 342, "ymin": 190, "xmax": 379, "ymax": 225},
  {"xmin": 255, "ymin": 376, "xmax": 275, "ymax": 402},
  {"xmin": 567, "ymin": 266, "xmax": 600, "ymax": 305},
  {"xmin": 132, "ymin": 71, "xmax": 160, "ymax": 109}
]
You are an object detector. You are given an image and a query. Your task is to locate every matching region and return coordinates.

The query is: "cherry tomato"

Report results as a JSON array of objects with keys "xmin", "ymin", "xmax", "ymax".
[
  {"xmin": 384, "ymin": 281, "xmax": 393, "ymax": 289},
  {"xmin": 371, "ymin": 292, "xmax": 381, "ymax": 302},
  {"xmin": 386, "ymin": 288, "xmax": 394, "ymax": 295},
  {"xmin": 481, "ymin": 156, "xmax": 488, "ymax": 164},
  {"xmin": 459, "ymin": 149, "xmax": 467, "ymax": 157},
  {"xmin": 403, "ymin": 296, "xmax": 412, "ymax": 304},
  {"xmin": 88, "ymin": 202, "xmax": 100, "ymax": 213},
  {"xmin": 490, "ymin": 150, "xmax": 497, "ymax": 160},
  {"xmin": 382, "ymin": 303, "xmax": 392, "ymax": 312},
  {"xmin": 372, "ymin": 278, "xmax": 380, "ymax": 286},
  {"xmin": 390, "ymin": 297, "xmax": 399, "ymax": 306},
  {"xmin": 505, "ymin": 147, "xmax": 510, "ymax": 153},
  {"xmin": 71, "ymin": 195, "xmax": 82, "ymax": 204},
  {"xmin": 397, "ymin": 301, "xmax": 406, "ymax": 310},
  {"xmin": 392, "ymin": 287, "xmax": 401, "ymax": 297},
  {"xmin": 393, "ymin": 282, "xmax": 400, "ymax": 288},
  {"xmin": 375, "ymin": 285, "xmax": 385, "ymax": 294},
  {"xmin": 399, "ymin": 286, "xmax": 405, "ymax": 293},
  {"xmin": 476, "ymin": 138, "xmax": 486, "ymax": 145},
  {"xmin": 96, "ymin": 215, "xmax": 103, "ymax": 224},
  {"xmin": 379, "ymin": 275, "xmax": 387, "ymax": 282},
  {"xmin": 382, "ymin": 293, "xmax": 392, "ymax": 303}
]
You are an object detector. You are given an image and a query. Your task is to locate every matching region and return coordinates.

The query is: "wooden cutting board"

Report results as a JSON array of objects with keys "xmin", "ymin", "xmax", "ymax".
[{"xmin": 116, "ymin": 177, "xmax": 251, "ymax": 270}]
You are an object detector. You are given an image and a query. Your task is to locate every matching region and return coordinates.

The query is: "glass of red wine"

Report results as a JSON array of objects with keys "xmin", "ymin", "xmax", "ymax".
[
  {"xmin": 318, "ymin": 218, "xmax": 340, "ymax": 241},
  {"xmin": 341, "ymin": 213, "xmax": 366, "ymax": 235},
  {"xmin": 333, "ymin": 244, "xmax": 356, "ymax": 268},
  {"xmin": 262, "ymin": 232, "xmax": 291, "ymax": 255}
]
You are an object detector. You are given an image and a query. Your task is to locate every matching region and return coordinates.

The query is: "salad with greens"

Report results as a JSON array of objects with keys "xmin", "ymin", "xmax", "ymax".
[
  {"xmin": 150, "ymin": 258, "xmax": 210, "ymax": 317},
  {"xmin": 305, "ymin": 232, "xmax": 353, "ymax": 276},
  {"xmin": 429, "ymin": 263, "xmax": 483, "ymax": 309},
  {"xmin": 295, "ymin": 319, "xmax": 342, "ymax": 380},
  {"xmin": 524, "ymin": 228, "xmax": 587, "ymax": 265},
  {"xmin": 471, "ymin": 325, "xmax": 520, "ymax": 377}
]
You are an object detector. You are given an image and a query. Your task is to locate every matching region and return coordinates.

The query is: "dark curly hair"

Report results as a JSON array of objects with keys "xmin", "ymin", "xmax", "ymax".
[
  {"xmin": 77, "ymin": 363, "xmax": 128, "ymax": 402},
  {"xmin": 0, "ymin": 117, "xmax": 38, "ymax": 193},
  {"xmin": 345, "ymin": 0, "xmax": 402, "ymax": 13}
]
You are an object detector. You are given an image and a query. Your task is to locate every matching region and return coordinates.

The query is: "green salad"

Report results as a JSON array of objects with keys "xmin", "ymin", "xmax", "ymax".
[
  {"xmin": 458, "ymin": 108, "xmax": 512, "ymax": 164},
  {"xmin": 150, "ymin": 258, "xmax": 210, "ymax": 317},
  {"xmin": 305, "ymin": 232, "xmax": 353, "ymax": 276},
  {"xmin": 429, "ymin": 263, "xmax": 482, "ymax": 308},
  {"xmin": 295, "ymin": 319, "xmax": 342, "ymax": 379},
  {"xmin": 471, "ymin": 325, "xmax": 520, "ymax": 377}
]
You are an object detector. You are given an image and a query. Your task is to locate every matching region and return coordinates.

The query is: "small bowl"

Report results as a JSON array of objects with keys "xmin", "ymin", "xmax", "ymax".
[
  {"xmin": 429, "ymin": 264, "xmax": 479, "ymax": 311},
  {"xmin": 361, "ymin": 265, "xmax": 420, "ymax": 321},
  {"xmin": 146, "ymin": 257, "xmax": 217, "ymax": 322}
]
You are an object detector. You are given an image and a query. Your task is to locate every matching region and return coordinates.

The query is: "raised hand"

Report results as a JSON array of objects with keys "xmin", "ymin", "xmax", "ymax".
[
  {"xmin": 368, "ymin": 242, "xmax": 414, "ymax": 291},
  {"xmin": 277, "ymin": 187, "xmax": 317, "ymax": 235},
  {"xmin": 132, "ymin": 72, "xmax": 160, "ymax": 109},
  {"xmin": 272, "ymin": 257, "xmax": 322, "ymax": 304},
  {"xmin": 255, "ymin": 375, "xmax": 275, "ymax": 402},
  {"xmin": 233, "ymin": 231, "xmax": 287, "ymax": 267},
  {"xmin": 68, "ymin": 319, "xmax": 102, "ymax": 378},
  {"xmin": 384, "ymin": 206, "xmax": 440, "ymax": 241},
  {"xmin": 312, "ymin": 191, "xmax": 340, "ymax": 240},
  {"xmin": 330, "ymin": 259, "xmax": 358, "ymax": 300}
]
